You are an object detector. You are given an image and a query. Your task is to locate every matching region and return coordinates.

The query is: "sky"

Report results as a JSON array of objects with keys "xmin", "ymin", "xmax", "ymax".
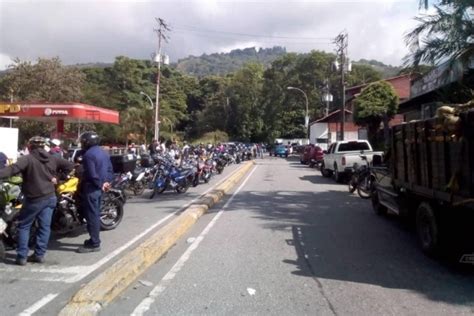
[{"xmin": 0, "ymin": 0, "xmax": 426, "ymax": 70}]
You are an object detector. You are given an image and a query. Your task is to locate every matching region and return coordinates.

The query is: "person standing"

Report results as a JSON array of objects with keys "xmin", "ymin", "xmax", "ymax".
[
  {"xmin": 49, "ymin": 139, "xmax": 63, "ymax": 158},
  {"xmin": 0, "ymin": 151, "xmax": 8, "ymax": 168},
  {"xmin": 76, "ymin": 131, "xmax": 113, "ymax": 253},
  {"xmin": 148, "ymin": 139, "xmax": 159, "ymax": 156},
  {"xmin": 0, "ymin": 136, "xmax": 74, "ymax": 265}
]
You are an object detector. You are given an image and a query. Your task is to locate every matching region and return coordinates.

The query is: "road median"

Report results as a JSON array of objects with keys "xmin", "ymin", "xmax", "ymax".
[{"xmin": 59, "ymin": 161, "xmax": 255, "ymax": 316}]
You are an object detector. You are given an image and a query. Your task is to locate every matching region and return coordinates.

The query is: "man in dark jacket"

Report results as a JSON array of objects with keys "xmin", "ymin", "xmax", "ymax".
[
  {"xmin": 0, "ymin": 136, "xmax": 74, "ymax": 265},
  {"xmin": 76, "ymin": 131, "xmax": 113, "ymax": 253}
]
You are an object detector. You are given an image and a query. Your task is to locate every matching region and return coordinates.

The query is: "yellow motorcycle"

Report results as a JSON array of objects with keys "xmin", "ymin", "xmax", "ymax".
[
  {"xmin": 0, "ymin": 176, "xmax": 23, "ymax": 260},
  {"xmin": 51, "ymin": 176, "xmax": 124, "ymax": 234}
]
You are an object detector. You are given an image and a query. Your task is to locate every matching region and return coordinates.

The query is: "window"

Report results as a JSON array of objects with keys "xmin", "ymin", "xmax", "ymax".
[
  {"xmin": 338, "ymin": 142, "xmax": 370, "ymax": 152},
  {"xmin": 316, "ymin": 138, "xmax": 328, "ymax": 143}
]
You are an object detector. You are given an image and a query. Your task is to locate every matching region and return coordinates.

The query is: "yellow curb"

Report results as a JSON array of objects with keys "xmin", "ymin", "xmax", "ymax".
[{"xmin": 59, "ymin": 161, "xmax": 255, "ymax": 316}]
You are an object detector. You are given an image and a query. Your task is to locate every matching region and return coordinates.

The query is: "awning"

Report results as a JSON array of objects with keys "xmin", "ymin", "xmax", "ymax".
[{"xmin": 0, "ymin": 102, "xmax": 119, "ymax": 124}]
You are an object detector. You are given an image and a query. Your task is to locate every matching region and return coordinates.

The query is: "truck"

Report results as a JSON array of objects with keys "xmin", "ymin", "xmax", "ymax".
[
  {"xmin": 371, "ymin": 104, "xmax": 474, "ymax": 256},
  {"xmin": 320, "ymin": 140, "xmax": 383, "ymax": 183}
]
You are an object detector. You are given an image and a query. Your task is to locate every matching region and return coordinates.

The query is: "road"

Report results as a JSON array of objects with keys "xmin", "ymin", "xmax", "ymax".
[
  {"xmin": 104, "ymin": 156, "xmax": 474, "ymax": 315},
  {"xmin": 2, "ymin": 155, "xmax": 474, "ymax": 315}
]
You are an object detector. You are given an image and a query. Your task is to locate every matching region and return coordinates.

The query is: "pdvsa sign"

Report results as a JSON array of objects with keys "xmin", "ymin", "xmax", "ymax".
[
  {"xmin": 44, "ymin": 108, "xmax": 68, "ymax": 116},
  {"xmin": 0, "ymin": 104, "xmax": 21, "ymax": 114}
]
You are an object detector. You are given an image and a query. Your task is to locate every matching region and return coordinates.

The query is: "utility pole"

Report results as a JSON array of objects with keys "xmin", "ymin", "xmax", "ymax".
[
  {"xmin": 334, "ymin": 31, "xmax": 348, "ymax": 141},
  {"xmin": 154, "ymin": 18, "xmax": 170, "ymax": 141}
]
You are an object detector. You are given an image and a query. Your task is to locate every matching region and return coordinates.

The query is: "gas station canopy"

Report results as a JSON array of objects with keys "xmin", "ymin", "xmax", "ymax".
[{"xmin": 0, "ymin": 102, "xmax": 119, "ymax": 124}]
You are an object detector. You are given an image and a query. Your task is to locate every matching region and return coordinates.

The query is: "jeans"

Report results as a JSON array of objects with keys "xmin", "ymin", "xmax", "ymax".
[
  {"xmin": 17, "ymin": 195, "xmax": 57, "ymax": 259},
  {"xmin": 81, "ymin": 185, "xmax": 102, "ymax": 247}
]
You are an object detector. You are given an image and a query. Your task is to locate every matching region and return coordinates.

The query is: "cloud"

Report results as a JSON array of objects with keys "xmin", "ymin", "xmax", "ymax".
[{"xmin": 0, "ymin": 0, "xmax": 421, "ymax": 70}]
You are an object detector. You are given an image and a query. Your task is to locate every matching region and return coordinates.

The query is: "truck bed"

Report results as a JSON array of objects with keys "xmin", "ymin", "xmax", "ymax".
[{"xmin": 391, "ymin": 109, "xmax": 474, "ymax": 204}]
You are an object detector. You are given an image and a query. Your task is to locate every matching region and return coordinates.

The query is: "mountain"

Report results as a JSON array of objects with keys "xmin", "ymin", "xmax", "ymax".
[
  {"xmin": 174, "ymin": 46, "xmax": 287, "ymax": 77},
  {"xmin": 354, "ymin": 59, "xmax": 403, "ymax": 78}
]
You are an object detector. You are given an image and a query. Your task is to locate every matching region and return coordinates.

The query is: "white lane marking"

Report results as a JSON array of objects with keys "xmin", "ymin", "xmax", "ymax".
[
  {"xmin": 0, "ymin": 165, "xmax": 245, "ymax": 283},
  {"xmin": 131, "ymin": 166, "xmax": 257, "ymax": 316},
  {"xmin": 19, "ymin": 293, "xmax": 59, "ymax": 316}
]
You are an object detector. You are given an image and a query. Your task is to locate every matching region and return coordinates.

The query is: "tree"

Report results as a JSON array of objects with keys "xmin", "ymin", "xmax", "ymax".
[
  {"xmin": 406, "ymin": 1, "xmax": 473, "ymax": 66},
  {"xmin": 353, "ymin": 81, "xmax": 399, "ymax": 148},
  {"xmin": 227, "ymin": 63, "xmax": 265, "ymax": 141},
  {"xmin": 0, "ymin": 57, "xmax": 86, "ymax": 143},
  {"xmin": 347, "ymin": 64, "xmax": 382, "ymax": 86}
]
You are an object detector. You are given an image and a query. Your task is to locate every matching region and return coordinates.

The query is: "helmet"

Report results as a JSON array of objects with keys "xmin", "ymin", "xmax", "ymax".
[
  {"xmin": 79, "ymin": 131, "xmax": 100, "ymax": 149},
  {"xmin": 28, "ymin": 136, "xmax": 46, "ymax": 149},
  {"xmin": 50, "ymin": 139, "xmax": 61, "ymax": 147}
]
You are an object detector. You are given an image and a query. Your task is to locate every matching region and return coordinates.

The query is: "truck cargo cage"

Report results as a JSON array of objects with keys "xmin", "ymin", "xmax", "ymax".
[{"xmin": 392, "ymin": 109, "xmax": 474, "ymax": 200}]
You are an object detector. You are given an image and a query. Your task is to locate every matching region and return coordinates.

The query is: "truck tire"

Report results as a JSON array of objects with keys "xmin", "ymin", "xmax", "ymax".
[
  {"xmin": 333, "ymin": 164, "xmax": 344, "ymax": 183},
  {"xmin": 371, "ymin": 191, "xmax": 387, "ymax": 215},
  {"xmin": 320, "ymin": 163, "xmax": 332, "ymax": 178},
  {"xmin": 416, "ymin": 202, "xmax": 441, "ymax": 256}
]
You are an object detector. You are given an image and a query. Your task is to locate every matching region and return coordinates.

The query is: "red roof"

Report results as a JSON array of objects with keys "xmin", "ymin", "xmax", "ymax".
[{"xmin": 0, "ymin": 103, "xmax": 119, "ymax": 124}]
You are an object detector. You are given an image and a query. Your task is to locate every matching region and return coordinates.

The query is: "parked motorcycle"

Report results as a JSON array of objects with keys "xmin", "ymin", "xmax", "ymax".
[
  {"xmin": 149, "ymin": 159, "xmax": 195, "ymax": 199},
  {"xmin": 49, "ymin": 176, "xmax": 124, "ymax": 234},
  {"xmin": 348, "ymin": 156, "xmax": 374, "ymax": 199},
  {"xmin": 0, "ymin": 177, "xmax": 23, "ymax": 260}
]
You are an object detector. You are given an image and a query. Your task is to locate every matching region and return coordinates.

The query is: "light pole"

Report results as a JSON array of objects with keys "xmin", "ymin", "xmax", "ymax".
[
  {"xmin": 140, "ymin": 91, "xmax": 157, "ymax": 140},
  {"xmin": 287, "ymin": 86, "xmax": 309, "ymax": 139}
]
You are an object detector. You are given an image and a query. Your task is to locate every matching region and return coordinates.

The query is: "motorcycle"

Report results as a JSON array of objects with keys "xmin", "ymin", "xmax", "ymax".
[
  {"xmin": 348, "ymin": 156, "xmax": 374, "ymax": 199},
  {"xmin": 0, "ymin": 177, "xmax": 23, "ymax": 260},
  {"xmin": 49, "ymin": 176, "xmax": 125, "ymax": 234},
  {"xmin": 149, "ymin": 160, "xmax": 195, "ymax": 199}
]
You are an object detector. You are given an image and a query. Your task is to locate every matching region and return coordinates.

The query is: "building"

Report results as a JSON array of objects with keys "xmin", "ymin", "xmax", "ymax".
[
  {"xmin": 398, "ymin": 56, "xmax": 474, "ymax": 120},
  {"xmin": 309, "ymin": 74, "xmax": 411, "ymax": 147}
]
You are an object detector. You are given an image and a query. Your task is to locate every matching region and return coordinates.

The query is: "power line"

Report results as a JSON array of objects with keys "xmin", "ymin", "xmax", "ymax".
[
  {"xmin": 172, "ymin": 24, "xmax": 333, "ymax": 41},
  {"xmin": 173, "ymin": 29, "xmax": 333, "ymax": 45}
]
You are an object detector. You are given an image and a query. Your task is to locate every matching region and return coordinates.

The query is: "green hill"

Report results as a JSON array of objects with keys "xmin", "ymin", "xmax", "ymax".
[{"xmin": 174, "ymin": 46, "xmax": 287, "ymax": 77}]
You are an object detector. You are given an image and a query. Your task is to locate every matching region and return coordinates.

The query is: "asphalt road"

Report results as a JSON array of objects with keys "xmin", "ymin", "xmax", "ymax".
[
  {"xmin": 105, "ymin": 156, "xmax": 474, "ymax": 315},
  {"xmin": 0, "ymin": 162, "xmax": 243, "ymax": 315},
  {"xmin": 2, "ymin": 155, "xmax": 474, "ymax": 315}
]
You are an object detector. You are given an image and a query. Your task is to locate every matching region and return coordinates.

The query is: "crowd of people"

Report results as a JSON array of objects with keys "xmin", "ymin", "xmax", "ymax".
[{"xmin": 0, "ymin": 132, "xmax": 112, "ymax": 265}]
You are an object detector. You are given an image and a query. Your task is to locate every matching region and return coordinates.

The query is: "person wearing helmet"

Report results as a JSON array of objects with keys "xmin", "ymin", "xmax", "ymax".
[
  {"xmin": 49, "ymin": 139, "xmax": 63, "ymax": 158},
  {"xmin": 0, "ymin": 136, "xmax": 74, "ymax": 265},
  {"xmin": 76, "ymin": 131, "xmax": 113, "ymax": 253}
]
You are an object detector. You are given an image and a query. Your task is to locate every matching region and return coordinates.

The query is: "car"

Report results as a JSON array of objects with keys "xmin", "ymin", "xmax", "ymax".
[
  {"xmin": 273, "ymin": 144, "xmax": 289, "ymax": 158},
  {"xmin": 300, "ymin": 144, "xmax": 324, "ymax": 167}
]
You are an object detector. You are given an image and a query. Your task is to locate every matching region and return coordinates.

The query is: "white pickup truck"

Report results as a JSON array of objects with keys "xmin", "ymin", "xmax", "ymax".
[{"xmin": 320, "ymin": 140, "xmax": 383, "ymax": 182}]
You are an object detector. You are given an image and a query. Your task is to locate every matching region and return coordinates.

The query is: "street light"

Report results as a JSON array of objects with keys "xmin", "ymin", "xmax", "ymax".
[
  {"xmin": 287, "ymin": 86, "xmax": 309, "ymax": 139},
  {"xmin": 140, "ymin": 91, "xmax": 158, "ymax": 140}
]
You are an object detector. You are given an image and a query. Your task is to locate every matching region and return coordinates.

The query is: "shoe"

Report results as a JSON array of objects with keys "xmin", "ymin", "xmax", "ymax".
[
  {"xmin": 27, "ymin": 254, "xmax": 45, "ymax": 264},
  {"xmin": 15, "ymin": 257, "xmax": 27, "ymax": 266},
  {"xmin": 83, "ymin": 239, "xmax": 93, "ymax": 247},
  {"xmin": 76, "ymin": 245, "xmax": 101, "ymax": 253}
]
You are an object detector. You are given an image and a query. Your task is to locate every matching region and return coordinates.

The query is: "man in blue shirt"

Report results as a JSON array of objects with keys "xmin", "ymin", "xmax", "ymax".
[
  {"xmin": 76, "ymin": 131, "xmax": 113, "ymax": 253},
  {"xmin": 0, "ymin": 151, "xmax": 7, "ymax": 168}
]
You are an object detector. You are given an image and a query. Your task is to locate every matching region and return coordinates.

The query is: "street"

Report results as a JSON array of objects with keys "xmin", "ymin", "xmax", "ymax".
[{"xmin": 2, "ymin": 156, "xmax": 474, "ymax": 315}]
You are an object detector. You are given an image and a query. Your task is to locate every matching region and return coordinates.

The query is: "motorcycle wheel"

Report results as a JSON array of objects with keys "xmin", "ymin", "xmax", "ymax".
[
  {"xmin": 348, "ymin": 175, "xmax": 357, "ymax": 193},
  {"xmin": 132, "ymin": 182, "xmax": 145, "ymax": 196},
  {"xmin": 176, "ymin": 183, "xmax": 189, "ymax": 194},
  {"xmin": 216, "ymin": 166, "xmax": 224, "ymax": 174},
  {"xmin": 100, "ymin": 199, "xmax": 124, "ymax": 231},
  {"xmin": 357, "ymin": 175, "xmax": 373, "ymax": 199},
  {"xmin": 192, "ymin": 176, "xmax": 199, "ymax": 187}
]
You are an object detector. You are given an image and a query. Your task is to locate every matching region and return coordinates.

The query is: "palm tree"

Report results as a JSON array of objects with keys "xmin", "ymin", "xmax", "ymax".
[{"xmin": 407, "ymin": 0, "xmax": 473, "ymax": 66}]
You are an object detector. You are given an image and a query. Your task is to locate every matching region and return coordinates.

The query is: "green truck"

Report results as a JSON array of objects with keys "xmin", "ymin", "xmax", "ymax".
[{"xmin": 372, "ymin": 104, "xmax": 474, "ymax": 256}]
